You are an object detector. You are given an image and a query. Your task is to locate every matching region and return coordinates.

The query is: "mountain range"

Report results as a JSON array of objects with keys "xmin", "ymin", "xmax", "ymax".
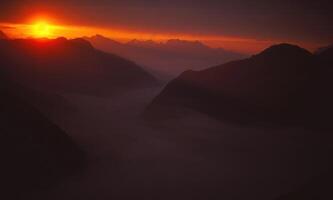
[
  {"xmin": 145, "ymin": 43, "xmax": 333, "ymax": 129},
  {"xmin": 1, "ymin": 28, "xmax": 333, "ymax": 199},
  {"xmin": 84, "ymin": 35, "xmax": 245, "ymax": 79},
  {"xmin": 0, "ymin": 37, "xmax": 158, "ymax": 96}
]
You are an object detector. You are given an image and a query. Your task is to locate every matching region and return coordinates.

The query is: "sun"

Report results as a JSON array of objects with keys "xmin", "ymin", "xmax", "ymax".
[{"xmin": 32, "ymin": 21, "xmax": 53, "ymax": 38}]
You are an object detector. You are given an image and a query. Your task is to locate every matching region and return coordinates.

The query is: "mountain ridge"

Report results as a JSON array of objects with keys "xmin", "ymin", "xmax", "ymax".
[
  {"xmin": 0, "ymin": 37, "xmax": 158, "ymax": 96},
  {"xmin": 84, "ymin": 35, "xmax": 246, "ymax": 79},
  {"xmin": 145, "ymin": 43, "xmax": 333, "ymax": 128}
]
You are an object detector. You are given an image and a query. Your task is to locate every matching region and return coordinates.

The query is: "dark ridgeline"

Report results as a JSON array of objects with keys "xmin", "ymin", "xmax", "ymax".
[
  {"xmin": 145, "ymin": 43, "xmax": 333, "ymax": 129},
  {"xmin": 85, "ymin": 35, "xmax": 245, "ymax": 79},
  {"xmin": 0, "ymin": 79, "xmax": 85, "ymax": 199},
  {"xmin": 0, "ymin": 37, "xmax": 158, "ymax": 97}
]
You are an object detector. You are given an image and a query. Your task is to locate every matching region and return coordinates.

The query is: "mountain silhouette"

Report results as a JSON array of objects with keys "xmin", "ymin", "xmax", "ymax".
[
  {"xmin": 0, "ymin": 37, "xmax": 157, "ymax": 96},
  {"xmin": 0, "ymin": 79, "xmax": 85, "ymax": 199},
  {"xmin": 145, "ymin": 43, "xmax": 333, "ymax": 128},
  {"xmin": 85, "ymin": 35, "xmax": 245, "ymax": 79},
  {"xmin": 0, "ymin": 30, "xmax": 7, "ymax": 39}
]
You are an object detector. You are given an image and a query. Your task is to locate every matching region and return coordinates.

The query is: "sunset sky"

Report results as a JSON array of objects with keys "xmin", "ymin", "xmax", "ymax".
[{"xmin": 0, "ymin": 0, "xmax": 332, "ymax": 54}]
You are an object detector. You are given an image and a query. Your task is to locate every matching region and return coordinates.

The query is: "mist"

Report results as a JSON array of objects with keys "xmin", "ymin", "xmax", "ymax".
[{"xmin": 28, "ymin": 86, "xmax": 331, "ymax": 200}]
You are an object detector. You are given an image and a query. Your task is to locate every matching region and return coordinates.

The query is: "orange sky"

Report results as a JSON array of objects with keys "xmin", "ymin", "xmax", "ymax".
[
  {"xmin": 0, "ymin": 1, "xmax": 331, "ymax": 54},
  {"xmin": 0, "ymin": 20, "xmax": 321, "ymax": 54}
]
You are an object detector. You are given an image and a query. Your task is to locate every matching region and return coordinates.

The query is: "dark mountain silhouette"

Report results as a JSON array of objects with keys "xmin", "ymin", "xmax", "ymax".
[
  {"xmin": 145, "ymin": 44, "xmax": 333, "ymax": 128},
  {"xmin": 85, "ymin": 35, "xmax": 245, "ymax": 79},
  {"xmin": 0, "ymin": 37, "xmax": 157, "ymax": 96},
  {"xmin": 0, "ymin": 30, "xmax": 7, "ymax": 39},
  {"xmin": 0, "ymin": 79, "xmax": 85, "ymax": 199}
]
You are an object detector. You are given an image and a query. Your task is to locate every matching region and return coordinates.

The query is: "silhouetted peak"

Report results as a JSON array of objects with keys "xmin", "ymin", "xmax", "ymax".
[
  {"xmin": 256, "ymin": 43, "xmax": 312, "ymax": 59},
  {"xmin": 85, "ymin": 35, "xmax": 123, "ymax": 47},
  {"xmin": 55, "ymin": 37, "xmax": 67, "ymax": 41},
  {"xmin": 90, "ymin": 34, "xmax": 112, "ymax": 41},
  {"xmin": 0, "ymin": 30, "xmax": 8, "ymax": 39},
  {"xmin": 93, "ymin": 34, "xmax": 107, "ymax": 39},
  {"xmin": 70, "ymin": 38, "xmax": 94, "ymax": 49}
]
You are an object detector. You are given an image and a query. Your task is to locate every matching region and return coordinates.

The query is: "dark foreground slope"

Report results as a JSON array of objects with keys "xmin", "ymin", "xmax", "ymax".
[
  {"xmin": 0, "ymin": 80, "xmax": 85, "ymax": 199},
  {"xmin": 0, "ymin": 38, "xmax": 157, "ymax": 96},
  {"xmin": 146, "ymin": 44, "xmax": 333, "ymax": 128}
]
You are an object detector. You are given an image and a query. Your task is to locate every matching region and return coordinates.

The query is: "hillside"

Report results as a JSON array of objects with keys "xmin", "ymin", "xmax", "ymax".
[
  {"xmin": 146, "ymin": 44, "xmax": 333, "ymax": 128},
  {"xmin": 0, "ymin": 37, "xmax": 158, "ymax": 96}
]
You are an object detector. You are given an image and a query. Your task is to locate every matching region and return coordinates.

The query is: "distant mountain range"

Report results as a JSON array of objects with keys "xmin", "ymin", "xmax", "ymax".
[
  {"xmin": 0, "ymin": 37, "xmax": 158, "ymax": 96},
  {"xmin": 145, "ymin": 43, "xmax": 333, "ymax": 129},
  {"xmin": 84, "ymin": 35, "xmax": 246, "ymax": 79}
]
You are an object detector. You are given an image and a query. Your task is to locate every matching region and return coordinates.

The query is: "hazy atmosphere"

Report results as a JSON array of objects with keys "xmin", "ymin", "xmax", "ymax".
[{"xmin": 0, "ymin": 1, "xmax": 332, "ymax": 200}]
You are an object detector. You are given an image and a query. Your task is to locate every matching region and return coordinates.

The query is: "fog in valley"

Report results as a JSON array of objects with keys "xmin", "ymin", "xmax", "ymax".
[{"xmin": 31, "ymin": 86, "xmax": 331, "ymax": 200}]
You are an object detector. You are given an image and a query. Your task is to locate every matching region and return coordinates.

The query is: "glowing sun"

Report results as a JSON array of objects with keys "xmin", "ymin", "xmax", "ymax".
[{"xmin": 32, "ymin": 21, "xmax": 53, "ymax": 38}]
